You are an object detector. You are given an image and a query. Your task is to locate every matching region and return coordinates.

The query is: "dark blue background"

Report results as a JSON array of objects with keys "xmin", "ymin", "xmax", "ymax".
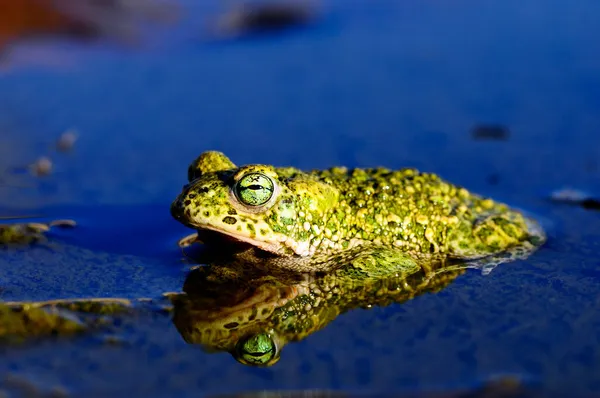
[{"xmin": 1, "ymin": 1, "xmax": 599, "ymax": 396}]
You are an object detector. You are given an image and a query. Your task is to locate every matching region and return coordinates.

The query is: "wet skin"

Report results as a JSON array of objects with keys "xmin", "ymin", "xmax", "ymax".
[{"xmin": 171, "ymin": 151, "xmax": 546, "ymax": 278}]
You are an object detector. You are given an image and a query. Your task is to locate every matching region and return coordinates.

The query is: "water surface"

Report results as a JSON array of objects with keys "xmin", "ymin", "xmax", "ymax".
[{"xmin": 1, "ymin": 1, "xmax": 599, "ymax": 396}]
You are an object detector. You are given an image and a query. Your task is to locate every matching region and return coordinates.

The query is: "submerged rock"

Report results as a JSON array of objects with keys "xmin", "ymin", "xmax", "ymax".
[
  {"xmin": 0, "ymin": 298, "xmax": 136, "ymax": 344},
  {"xmin": 0, "ymin": 219, "xmax": 76, "ymax": 246},
  {"xmin": 0, "ymin": 302, "xmax": 86, "ymax": 343}
]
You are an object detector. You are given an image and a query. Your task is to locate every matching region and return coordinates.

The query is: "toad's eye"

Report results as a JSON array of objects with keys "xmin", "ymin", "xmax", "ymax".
[
  {"xmin": 235, "ymin": 333, "xmax": 279, "ymax": 366},
  {"xmin": 234, "ymin": 173, "xmax": 275, "ymax": 207}
]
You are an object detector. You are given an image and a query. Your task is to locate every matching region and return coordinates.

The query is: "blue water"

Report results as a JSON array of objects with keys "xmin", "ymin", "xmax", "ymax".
[{"xmin": 1, "ymin": 0, "xmax": 599, "ymax": 396}]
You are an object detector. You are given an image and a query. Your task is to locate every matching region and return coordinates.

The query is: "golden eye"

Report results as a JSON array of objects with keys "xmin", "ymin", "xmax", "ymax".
[{"xmin": 234, "ymin": 173, "xmax": 275, "ymax": 207}]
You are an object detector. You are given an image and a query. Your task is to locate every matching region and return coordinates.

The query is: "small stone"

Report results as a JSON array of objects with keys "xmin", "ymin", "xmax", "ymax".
[
  {"xmin": 56, "ymin": 129, "xmax": 78, "ymax": 152},
  {"xmin": 29, "ymin": 157, "xmax": 52, "ymax": 177}
]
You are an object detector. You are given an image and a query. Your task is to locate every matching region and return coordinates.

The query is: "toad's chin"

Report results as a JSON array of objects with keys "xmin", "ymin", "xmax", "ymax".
[{"xmin": 196, "ymin": 229, "xmax": 254, "ymax": 249}]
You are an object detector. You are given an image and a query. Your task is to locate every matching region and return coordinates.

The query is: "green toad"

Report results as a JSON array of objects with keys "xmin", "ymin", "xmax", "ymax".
[{"xmin": 171, "ymin": 151, "xmax": 545, "ymax": 277}]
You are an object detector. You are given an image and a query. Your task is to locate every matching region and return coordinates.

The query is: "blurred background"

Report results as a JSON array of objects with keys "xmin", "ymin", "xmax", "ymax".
[
  {"xmin": 2, "ymin": 0, "xmax": 598, "ymax": 210},
  {"xmin": 0, "ymin": 0, "xmax": 599, "ymax": 397}
]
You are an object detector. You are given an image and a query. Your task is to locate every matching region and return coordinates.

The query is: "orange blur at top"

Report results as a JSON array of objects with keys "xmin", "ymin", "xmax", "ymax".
[{"xmin": 0, "ymin": 0, "xmax": 89, "ymax": 49}]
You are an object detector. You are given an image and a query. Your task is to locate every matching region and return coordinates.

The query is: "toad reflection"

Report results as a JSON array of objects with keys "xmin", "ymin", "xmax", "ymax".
[{"xmin": 169, "ymin": 255, "xmax": 467, "ymax": 367}]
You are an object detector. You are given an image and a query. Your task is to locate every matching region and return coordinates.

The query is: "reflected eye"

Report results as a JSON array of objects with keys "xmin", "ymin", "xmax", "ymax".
[
  {"xmin": 234, "ymin": 173, "xmax": 275, "ymax": 207},
  {"xmin": 235, "ymin": 333, "xmax": 278, "ymax": 366}
]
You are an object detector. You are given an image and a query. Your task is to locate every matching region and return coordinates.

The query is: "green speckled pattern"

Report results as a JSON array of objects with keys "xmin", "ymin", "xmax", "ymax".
[
  {"xmin": 172, "ymin": 261, "xmax": 467, "ymax": 366},
  {"xmin": 171, "ymin": 151, "xmax": 545, "ymax": 273}
]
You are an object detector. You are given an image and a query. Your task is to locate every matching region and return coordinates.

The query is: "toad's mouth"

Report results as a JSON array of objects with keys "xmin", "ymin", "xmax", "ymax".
[
  {"xmin": 193, "ymin": 223, "xmax": 291, "ymax": 256},
  {"xmin": 170, "ymin": 199, "xmax": 287, "ymax": 255}
]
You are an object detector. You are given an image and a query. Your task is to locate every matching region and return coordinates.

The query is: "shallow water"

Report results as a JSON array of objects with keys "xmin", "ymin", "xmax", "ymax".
[{"xmin": 1, "ymin": 0, "xmax": 599, "ymax": 396}]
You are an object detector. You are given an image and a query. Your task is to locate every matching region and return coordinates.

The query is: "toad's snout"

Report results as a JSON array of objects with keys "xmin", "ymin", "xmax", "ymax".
[
  {"xmin": 170, "ymin": 196, "xmax": 185, "ymax": 223},
  {"xmin": 170, "ymin": 184, "xmax": 193, "ymax": 225}
]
